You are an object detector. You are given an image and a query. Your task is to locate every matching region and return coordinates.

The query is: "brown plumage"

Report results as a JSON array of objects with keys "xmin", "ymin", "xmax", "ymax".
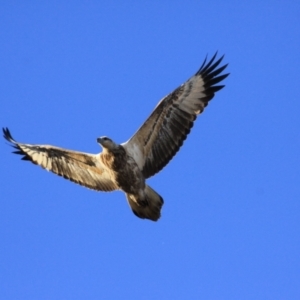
[{"xmin": 3, "ymin": 53, "xmax": 229, "ymax": 221}]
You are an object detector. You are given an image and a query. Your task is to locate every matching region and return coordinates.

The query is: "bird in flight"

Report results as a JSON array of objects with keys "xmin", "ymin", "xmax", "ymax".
[{"xmin": 3, "ymin": 53, "xmax": 229, "ymax": 221}]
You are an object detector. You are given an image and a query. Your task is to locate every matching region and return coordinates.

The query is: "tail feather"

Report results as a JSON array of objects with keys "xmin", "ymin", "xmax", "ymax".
[{"xmin": 126, "ymin": 185, "xmax": 164, "ymax": 221}]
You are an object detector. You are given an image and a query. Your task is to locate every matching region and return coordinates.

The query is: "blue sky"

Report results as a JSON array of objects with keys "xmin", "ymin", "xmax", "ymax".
[{"xmin": 1, "ymin": 2, "xmax": 300, "ymax": 299}]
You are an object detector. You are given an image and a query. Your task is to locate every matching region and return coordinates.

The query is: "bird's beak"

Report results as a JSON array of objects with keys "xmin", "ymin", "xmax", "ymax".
[{"xmin": 97, "ymin": 137, "xmax": 103, "ymax": 144}]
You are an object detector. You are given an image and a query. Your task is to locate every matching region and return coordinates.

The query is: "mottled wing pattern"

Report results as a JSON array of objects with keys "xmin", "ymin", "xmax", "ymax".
[
  {"xmin": 3, "ymin": 128, "xmax": 117, "ymax": 191},
  {"xmin": 123, "ymin": 53, "xmax": 229, "ymax": 178}
]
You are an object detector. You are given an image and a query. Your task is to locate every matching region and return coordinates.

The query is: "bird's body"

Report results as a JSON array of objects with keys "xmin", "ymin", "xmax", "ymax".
[
  {"xmin": 3, "ymin": 53, "xmax": 229, "ymax": 221},
  {"xmin": 99, "ymin": 141, "xmax": 143, "ymax": 195},
  {"xmin": 97, "ymin": 139, "xmax": 163, "ymax": 219}
]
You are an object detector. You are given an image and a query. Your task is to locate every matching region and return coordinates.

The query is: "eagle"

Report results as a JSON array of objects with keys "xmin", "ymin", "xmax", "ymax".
[{"xmin": 3, "ymin": 53, "xmax": 229, "ymax": 221}]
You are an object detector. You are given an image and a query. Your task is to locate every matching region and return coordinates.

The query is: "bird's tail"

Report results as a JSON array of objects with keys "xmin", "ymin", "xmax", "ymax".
[{"xmin": 126, "ymin": 185, "xmax": 164, "ymax": 221}]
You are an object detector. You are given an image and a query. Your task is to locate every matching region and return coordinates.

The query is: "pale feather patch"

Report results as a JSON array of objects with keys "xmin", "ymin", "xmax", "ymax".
[{"xmin": 122, "ymin": 141, "xmax": 144, "ymax": 170}]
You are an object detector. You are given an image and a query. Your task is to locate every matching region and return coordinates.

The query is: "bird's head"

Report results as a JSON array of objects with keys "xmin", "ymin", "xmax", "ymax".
[{"xmin": 97, "ymin": 136, "xmax": 118, "ymax": 151}]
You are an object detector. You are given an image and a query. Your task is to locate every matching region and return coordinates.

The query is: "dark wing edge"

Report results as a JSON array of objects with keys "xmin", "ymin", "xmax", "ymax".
[
  {"xmin": 123, "ymin": 53, "xmax": 229, "ymax": 178},
  {"xmin": 195, "ymin": 52, "xmax": 229, "ymax": 99},
  {"xmin": 3, "ymin": 127, "xmax": 117, "ymax": 192},
  {"xmin": 3, "ymin": 127, "xmax": 31, "ymax": 160}
]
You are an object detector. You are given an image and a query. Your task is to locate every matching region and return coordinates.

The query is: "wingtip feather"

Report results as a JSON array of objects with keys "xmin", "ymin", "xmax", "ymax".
[
  {"xmin": 3, "ymin": 127, "xmax": 16, "ymax": 144},
  {"xmin": 197, "ymin": 52, "xmax": 228, "ymax": 77}
]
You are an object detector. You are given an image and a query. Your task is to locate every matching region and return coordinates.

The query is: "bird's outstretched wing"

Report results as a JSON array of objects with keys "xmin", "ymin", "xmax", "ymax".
[
  {"xmin": 3, "ymin": 128, "xmax": 117, "ymax": 191},
  {"xmin": 122, "ymin": 53, "xmax": 229, "ymax": 178}
]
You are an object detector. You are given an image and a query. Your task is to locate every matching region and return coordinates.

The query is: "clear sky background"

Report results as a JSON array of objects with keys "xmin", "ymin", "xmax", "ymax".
[{"xmin": 1, "ymin": 2, "xmax": 299, "ymax": 299}]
